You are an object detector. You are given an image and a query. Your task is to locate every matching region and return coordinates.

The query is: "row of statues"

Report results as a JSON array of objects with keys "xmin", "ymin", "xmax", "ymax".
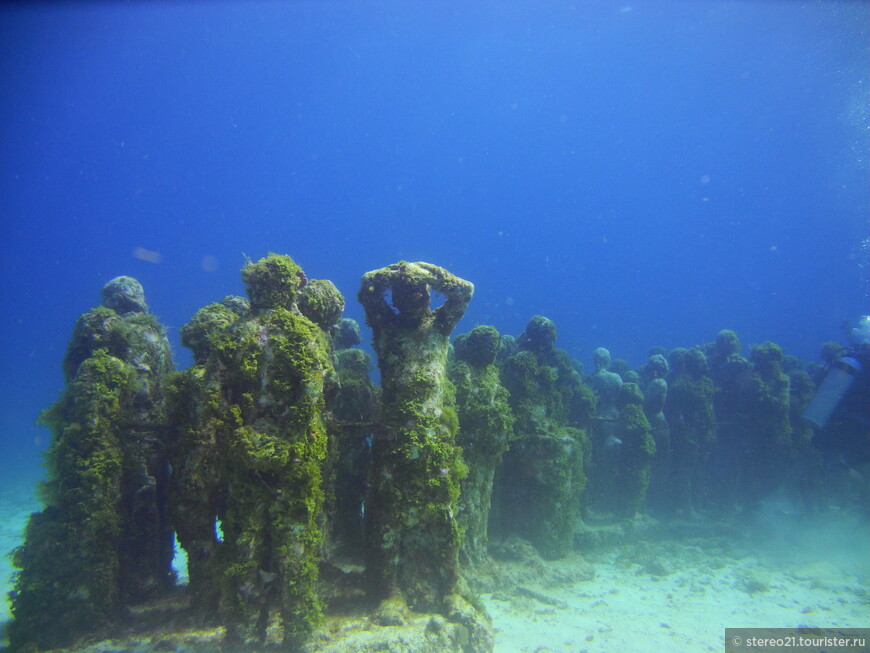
[{"xmin": 6, "ymin": 254, "xmax": 855, "ymax": 652}]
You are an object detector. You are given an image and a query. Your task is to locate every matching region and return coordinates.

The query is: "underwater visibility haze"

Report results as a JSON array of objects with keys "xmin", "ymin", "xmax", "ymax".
[{"xmin": 0, "ymin": 2, "xmax": 868, "ymax": 652}]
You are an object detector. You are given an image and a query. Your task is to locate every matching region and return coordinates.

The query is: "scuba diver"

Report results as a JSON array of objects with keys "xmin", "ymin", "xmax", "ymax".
[{"xmin": 805, "ymin": 316, "xmax": 870, "ymax": 466}]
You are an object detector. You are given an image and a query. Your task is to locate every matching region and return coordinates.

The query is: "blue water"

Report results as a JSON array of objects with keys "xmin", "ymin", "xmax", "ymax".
[
  {"xmin": 3, "ymin": 1, "xmax": 867, "ymax": 478},
  {"xmin": 0, "ymin": 2, "xmax": 868, "ymax": 649},
  {"xmin": 0, "ymin": 0, "xmax": 867, "ymax": 582}
]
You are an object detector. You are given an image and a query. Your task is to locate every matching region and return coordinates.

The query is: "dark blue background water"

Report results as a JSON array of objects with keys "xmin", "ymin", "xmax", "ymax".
[{"xmin": 1, "ymin": 1, "xmax": 867, "ymax": 481}]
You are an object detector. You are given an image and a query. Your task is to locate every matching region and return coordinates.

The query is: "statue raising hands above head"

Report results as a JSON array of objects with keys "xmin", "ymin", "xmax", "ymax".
[
  {"xmin": 357, "ymin": 261, "xmax": 490, "ymax": 649},
  {"xmin": 358, "ymin": 260, "xmax": 473, "ymax": 337}
]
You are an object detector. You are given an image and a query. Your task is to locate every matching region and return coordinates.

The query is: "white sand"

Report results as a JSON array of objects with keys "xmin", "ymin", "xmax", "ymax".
[{"xmin": 482, "ymin": 518, "xmax": 870, "ymax": 653}]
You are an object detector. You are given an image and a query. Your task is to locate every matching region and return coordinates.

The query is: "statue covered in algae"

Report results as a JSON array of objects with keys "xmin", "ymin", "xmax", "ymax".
[
  {"xmin": 449, "ymin": 325, "xmax": 515, "ymax": 565},
  {"xmin": 7, "ymin": 257, "xmax": 498, "ymax": 653},
  {"xmin": 358, "ymin": 261, "xmax": 494, "ymax": 651},
  {"xmin": 493, "ymin": 315, "xmax": 595, "ymax": 559},
  {"xmin": 9, "ymin": 277, "xmax": 174, "ymax": 651},
  {"xmin": 168, "ymin": 253, "xmax": 337, "ymax": 649}
]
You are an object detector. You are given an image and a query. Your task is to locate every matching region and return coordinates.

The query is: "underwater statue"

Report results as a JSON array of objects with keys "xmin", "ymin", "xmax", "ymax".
[
  {"xmin": 665, "ymin": 347, "xmax": 716, "ymax": 518},
  {"xmin": 741, "ymin": 342, "xmax": 792, "ymax": 510},
  {"xmin": 329, "ymin": 319, "xmax": 382, "ymax": 556},
  {"xmin": 643, "ymin": 370, "xmax": 670, "ymax": 516},
  {"xmin": 494, "ymin": 316, "xmax": 595, "ymax": 559},
  {"xmin": 10, "ymin": 254, "xmax": 862, "ymax": 653},
  {"xmin": 9, "ymin": 276, "xmax": 174, "ymax": 650},
  {"xmin": 358, "ymin": 261, "xmax": 493, "ymax": 651},
  {"xmin": 585, "ymin": 346, "xmax": 624, "ymax": 517},
  {"xmin": 169, "ymin": 254, "xmax": 337, "ymax": 648},
  {"xmin": 449, "ymin": 325, "xmax": 515, "ymax": 564},
  {"xmin": 706, "ymin": 329, "xmax": 752, "ymax": 512},
  {"xmin": 358, "ymin": 262, "xmax": 471, "ymax": 603},
  {"xmin": 614, "ymin": 382, "xmax": 656, "ymax": 519},
  {"xmin": 165, "ymin": 294, "xmax": 249, "ymax": 617}
]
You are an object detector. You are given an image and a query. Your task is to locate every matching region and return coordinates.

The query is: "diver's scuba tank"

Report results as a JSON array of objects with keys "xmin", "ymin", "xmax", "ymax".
[{"xmin": 804, "ymin": 356, "xmax": 864, "ymax": 429}]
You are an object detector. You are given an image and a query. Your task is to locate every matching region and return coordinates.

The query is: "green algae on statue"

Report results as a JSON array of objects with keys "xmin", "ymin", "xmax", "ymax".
[
  {"xmin": 494, "ymin": 316, "xmax": 595, "ymax": 559},
  {"xmin": 449, "ymin": 325, "xmax": 515, "ymax": 565},
  {"xmin": 298, "ymin": 278, "xmax": 345, "ymax": 331},
  {"xmin": 664, "ymin": 348, "xmax": 716, "ymax": 517},
  {"xmin": 614, "ymin": 382, "xmax": 656, "ymax": 519},
  {"xmin": 9, "ymin": 277, "xmax": 174, "ymax": 651},
  {"xmin": 358, "ymin": 261, "xmax": 474, "ymax": 610},
  {"xmin": 329, "ymin": 321, "xmax": 382, "ymax": 557},
  {"xmin": 358, "ymin": 260, "xmax": 493, "ymax": 652},
  {"xmin": 167, "ymin": 295, "xmax": 250, "ymax": 616},
  {"xmin": 168, "ymin": 254, "xmax": 337, "ymax": 649}
]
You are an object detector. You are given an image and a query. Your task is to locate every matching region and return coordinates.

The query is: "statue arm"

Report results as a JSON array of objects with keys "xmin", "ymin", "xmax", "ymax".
[
  {"xmin": 358, "ymin": 270, "xmax": 394, "ymax": 326},
  {"xmin": 414, "ymin": 262, "xmax": 474, "ymax": 334}
]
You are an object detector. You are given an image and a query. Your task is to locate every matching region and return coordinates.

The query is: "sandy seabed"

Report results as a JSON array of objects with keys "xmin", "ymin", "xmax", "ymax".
[
  {"xmin": 2, "ymin": 477, "xmax": 868, "ymax": 653},
  {"xmin": 480, "ymin": 526, "xmax": 869, "ymax": 653}
]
